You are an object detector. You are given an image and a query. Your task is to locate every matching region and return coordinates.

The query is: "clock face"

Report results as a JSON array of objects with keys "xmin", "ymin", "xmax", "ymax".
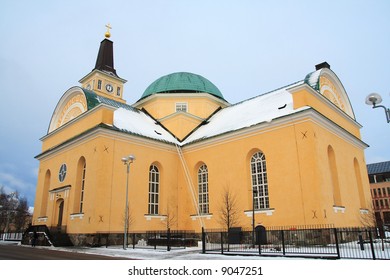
[{"xmin": 106, "ymin": 84, "xmax": 113, "ymax": 93}]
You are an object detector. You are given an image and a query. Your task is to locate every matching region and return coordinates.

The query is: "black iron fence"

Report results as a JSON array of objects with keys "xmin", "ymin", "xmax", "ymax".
[
  {"xmin": 97, "ymin": 229, "xmax": 199, "ymax": 251},
  {"xmin": 201, "ymin": 226, "xmax": 390, "ymax": 260}
]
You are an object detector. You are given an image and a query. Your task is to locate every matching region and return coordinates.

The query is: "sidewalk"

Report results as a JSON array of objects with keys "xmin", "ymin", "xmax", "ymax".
[{"xmin": 22, "ymin": 243, "xmax": 280, "ymax": 260}]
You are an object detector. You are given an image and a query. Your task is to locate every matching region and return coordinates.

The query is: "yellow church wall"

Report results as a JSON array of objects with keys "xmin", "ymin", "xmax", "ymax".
[
  {"xmin": 311, "ymin": 120, "xmax": 371, "ymax": 227},
  {"xmin": 180, "ymin": 121, "xmax": 310, "ymax": 231},
  {"xmin": 178, "ymin": 112, "xmax": 369, "ymax": 231},
  {"xmin": 291, "ymin": 86, "xmax": 361, "ymax": 138},
  {"xmin": 160, "ymin": 114, "xmax": 202, "ymax": 140},
  {"xmin": 135, "ymin": 95, "xmax": 225, "ymax": 121},
  {"xmin": 42, "ymin": 106, "xmax": 114, "ymax": 151},
  {"xmin": 34, "ymin": 128, "xmax": 184, "ymax": 234},
  {"xmin": 33, "ymin": 109, "xmax": 370, "ymax": 236}
]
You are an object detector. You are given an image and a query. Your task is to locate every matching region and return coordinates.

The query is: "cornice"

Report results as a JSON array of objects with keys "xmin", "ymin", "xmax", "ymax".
[
  {"xmin": 182, "ymin": 109, "xmax": 368, "ymax": 153},
  {"xmin": 288, "ymin": 83, "xmax": 362, "ymax": 129}
]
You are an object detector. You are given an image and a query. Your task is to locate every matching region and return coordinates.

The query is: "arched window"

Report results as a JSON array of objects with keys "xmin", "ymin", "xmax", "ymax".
[
  {"xmin": 250, "ymin": 151, "xmax": 269, "ymax": 209},
  {"xmin": 354, "ymin": 158, "xmax": 366, "ymax": 209},
  {"xmin": 148, "ymin": 165, "xmax": 159, "ymax": 215},
  {"xmin": 74, "ymin": 157, "xmax": 86, "ymax": 213},
  {"xmin": 40, "ymin": 170, "xmax": 51, "ymax": 217},
  {"xmin": 328, "ymin": 146, "xmax": 342, "ymax": 206},
  {"xmin": 198, "ymin": 164, "xmax": 209, "ymax": 214}
]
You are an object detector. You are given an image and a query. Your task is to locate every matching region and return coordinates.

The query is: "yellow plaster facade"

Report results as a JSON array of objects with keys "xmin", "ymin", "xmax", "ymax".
[{"xmin": 32, "ymin": 37, "xmax": 372, "ymax": 245}]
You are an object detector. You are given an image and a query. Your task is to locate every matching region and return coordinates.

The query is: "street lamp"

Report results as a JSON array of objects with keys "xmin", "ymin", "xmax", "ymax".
[
  {"xmin": 121, "ymin": 154, "xmax": 135, "ymax": 250},
  {"xmin": 252, "ymin": 188, "xmax": 258, "ymax": 248},
  {"xmin": 365, "ymin": 93, "xmax": 390, "ymax": 123}
]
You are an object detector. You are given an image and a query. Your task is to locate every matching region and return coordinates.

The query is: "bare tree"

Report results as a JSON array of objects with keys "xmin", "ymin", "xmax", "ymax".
[
  {"xmin": 360, "ymin": 200, "xmax": 377, "ymax": 228},
  {"xmin": 0, "ymin": 187, "xmax": 30, "ymax": 232},
  {"xmin": 162, "ymin": 204, "xmax": 177, "ymax": 230},
  {"xmin": 219, "ymin": 186, "xmax": 240, "ymax": 230}
]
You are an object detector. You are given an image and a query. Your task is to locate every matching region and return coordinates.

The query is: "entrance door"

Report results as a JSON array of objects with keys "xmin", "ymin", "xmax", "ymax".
[{"xmin": 57, "ymin": 200, "xmax": 64, "ymax": 227}]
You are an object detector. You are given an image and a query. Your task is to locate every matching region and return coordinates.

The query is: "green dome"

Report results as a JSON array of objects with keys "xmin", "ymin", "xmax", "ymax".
[{"xmin": 140, "ymin": 72, "xmax": 225, "ymax": 101}]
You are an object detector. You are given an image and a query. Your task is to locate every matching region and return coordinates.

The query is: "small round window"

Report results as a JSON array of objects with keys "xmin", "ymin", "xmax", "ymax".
[{"xmin": 58, "ymin": 163, "xmax": 67, "ymax": 182}]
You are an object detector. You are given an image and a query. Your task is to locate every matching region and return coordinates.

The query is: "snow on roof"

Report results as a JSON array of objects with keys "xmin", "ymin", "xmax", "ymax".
[
  {"xmin": 182, "ymin": 81, "xmax": 308, "ymax": 145},
  {"xmin": 113, "ymin": 81, "xmax": 309, "ymax": 146},
  {"xmin": 113, "ymin": 108, "xmax": 178, "ymax": 144}
]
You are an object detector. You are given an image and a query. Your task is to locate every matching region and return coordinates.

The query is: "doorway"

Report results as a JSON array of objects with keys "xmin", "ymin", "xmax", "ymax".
[{"xmin": 56, "ymin": 199, "xmax": 64, "ymax": 227}]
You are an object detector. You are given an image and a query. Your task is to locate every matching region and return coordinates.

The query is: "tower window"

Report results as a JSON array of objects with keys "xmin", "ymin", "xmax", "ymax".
[
  {"xmin": 117, "ymin": 87, "xmax": 121, "ymax": 97},
  {"xmin": 97, "ymin": 80, "xmax": 102, "ymax": 90},
  {"xmin": 176, "ymin": 102, "xmax": 187, "ymax": 112}
]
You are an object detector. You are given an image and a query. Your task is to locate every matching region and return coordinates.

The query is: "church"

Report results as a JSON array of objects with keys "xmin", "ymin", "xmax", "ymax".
[{"xmin": 32, "ymin": 28, "xmax": 372, "ymax": 245}]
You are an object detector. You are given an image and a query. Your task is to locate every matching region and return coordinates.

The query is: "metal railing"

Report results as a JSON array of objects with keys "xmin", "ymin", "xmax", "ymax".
[
  {"xmin": 201, "ymin": 226, "xmax": 390, "ymax": 260},
  {"xmin": 96, "ymin": 229, "xmax": 199, "ymax": 251}
]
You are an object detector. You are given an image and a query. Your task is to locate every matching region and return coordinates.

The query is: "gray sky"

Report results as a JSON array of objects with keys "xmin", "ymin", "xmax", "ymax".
[{"xmin": 1, "ymin": 0, "xmax": 389, "ymax": 207}]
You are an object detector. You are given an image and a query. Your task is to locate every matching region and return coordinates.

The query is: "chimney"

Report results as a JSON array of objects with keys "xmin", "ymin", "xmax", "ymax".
[{"xmin": 315, "ymin": 62, "xmax": 331, "ymax": 71}]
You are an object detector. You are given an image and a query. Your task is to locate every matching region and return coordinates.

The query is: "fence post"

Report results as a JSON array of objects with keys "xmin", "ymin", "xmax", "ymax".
[
  {"xmin": 333, "ymin": 228, "xmax": 340, "ymax": 259},
  {"xmin": 167, "ymin": 228, "xmax": 171, "ymax": 252},
  {"xmin": 220, "ymin": 231, "xmax": 224, "ymax": 254},
  {"xmin": 368, "ymin": 229, "xmax": 376, "ymax": 260},
  {"xmin": 201, "ymin": 227, "xmax": 206, "ymax": 254},
  {"xmin": 154, "ymin": 232, "xmax": 157, "ymax": 250},
  {"xmin": 281, "ymin": 230, "xmax": 286, "ymax": 256},
  {"xmin": 257, "ymin": 230, "xmax": 261, "ymax": 255},
  {"xmin": 132, "ymin": 233, "xmax": 136, "ymax": 249}
]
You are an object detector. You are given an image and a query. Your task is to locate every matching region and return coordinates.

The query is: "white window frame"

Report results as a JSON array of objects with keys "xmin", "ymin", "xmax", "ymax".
[
  {"xmin": 198, "ymin": 164, "xmax": 209, "ymax": 214},
  {"xmin": 148, "ymin": 165, "xmax": 159, "ymax": 215},
  {"xmin": 175, "ymin": 102, "xmax": 188, "ymax": 112},
  {"xmin": 79, "ymin": 162, "xmax": 86, "ymax": 213},
  {"xmin": 250, "ymin": 152, "xmax": 269, "ymax": 210}
]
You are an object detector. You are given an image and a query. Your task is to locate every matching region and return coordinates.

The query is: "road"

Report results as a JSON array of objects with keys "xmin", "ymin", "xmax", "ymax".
[{"xmin": 0, "ymin": 242, "xmax": 130, "ymax": 260}]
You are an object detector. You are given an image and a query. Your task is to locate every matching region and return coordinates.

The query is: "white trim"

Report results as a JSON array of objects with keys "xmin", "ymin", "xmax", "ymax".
[
  {"xmin": 175, "ymin": 102, "xmax": 188, "ymax": 112},
  {"xmin": 159, "ymin": 111, "xmax": 204, "ymax": 123},
  {"xmin": 333, "ymin": 206, "xmax": 345, "ymax": 213},
  {"xmin": 288, "ymin": 83, "xmax": 359, "ymax": 126},
  {"xmin": 48, "ymin": 87, "xmax": 88, "ymax": 133},
  {"xmin": 132, "ymin": 92, "xmax": 230, "ymax": 109},
  {"xmin": 79, "ymin": 69, "xmax": 127, "ymax": 84},
  {"xmin": 70, "ymin": 213, "xmax": 84, "ymax": 220},
  {"xmin": 359, "ymin": 208, "xmax": 369, "ymax": 214},
  {"xmin": 43, "ymin": 101, "xmax": 115, "ymax": 142},
  {"xmin": 144, "ymin": 215, "xmax": 167, "ymax": 221},
  {"xmin": 191, "ymin": 214, "xmax": 212, "ymax": 220},
  {"xmin": 182, "ymin": 109, "xmax": 367, "ymax": 152},
  {"xmin": 37, "ymin": 216, "xmax": 48, "ymax": 222},
  {"xmin": 244, "ymin": 209, "xmax": 275, "ymax": 216},
  {"xmin": 37, "ymin": 124, "xmax": 177, "ymax": 161}
]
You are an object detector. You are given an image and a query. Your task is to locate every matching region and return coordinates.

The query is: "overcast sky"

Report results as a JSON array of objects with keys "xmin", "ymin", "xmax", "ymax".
[{"xmin": 1, "ymin": 0, "xmax": 389, "ymax": 207}]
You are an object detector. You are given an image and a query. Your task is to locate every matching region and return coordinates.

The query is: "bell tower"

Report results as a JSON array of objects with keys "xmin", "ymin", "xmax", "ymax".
[{"xmin": 79, "ymin": 24, "xmax": 127, "ymax": 103}]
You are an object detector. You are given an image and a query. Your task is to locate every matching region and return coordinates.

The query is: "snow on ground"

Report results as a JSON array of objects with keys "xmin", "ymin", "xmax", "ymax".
[{"xmin": 40, "ymin": 244, "xmax": 287, "ymax": 260}]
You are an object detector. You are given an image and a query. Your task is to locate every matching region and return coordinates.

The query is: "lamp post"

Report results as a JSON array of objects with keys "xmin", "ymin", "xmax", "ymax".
[
  {"xmin": 121, "ymin": 154, "xmax": 135, "ymax": 250},
  {"xmin": 252, "ymin": 188, "xmax": 258, "ymax": 248},
  {"xmin": 365, "ymin": 93, "xmax": 390, "ymax": 123}
]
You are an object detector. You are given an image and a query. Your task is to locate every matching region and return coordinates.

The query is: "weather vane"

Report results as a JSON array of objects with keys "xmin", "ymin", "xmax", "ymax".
[{"xmin": 105, "ymin": 23, "xmax": 112, "ymax": 38}]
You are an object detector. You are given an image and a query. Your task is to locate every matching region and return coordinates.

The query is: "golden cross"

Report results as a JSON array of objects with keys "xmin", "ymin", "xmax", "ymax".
[{"xmin": 105, "ymin": 23, "xmax": 112, "ymax": 38}]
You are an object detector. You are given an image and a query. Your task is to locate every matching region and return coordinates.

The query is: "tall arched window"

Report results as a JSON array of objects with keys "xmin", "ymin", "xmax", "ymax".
[
  {"xmin": 40, "ymin": 170, "xmax": 51, "ymax": 217},
  {"xmin": 74, "ymin": 157, "xmax": 86, "ymax": 213},
  {"xmin": 148, "ymin": 165, "xmax": 159, "ymax": 215},
  {"xmin": 354, "ymin": 158, "xmax": 366, "ymax": 209},
  {"xmin": 198, "ymin": 164, "xmax": 209, "ymax": 214},
  {"xmin": 250, "ymin": 151, "xmax": 269, "ymax": 209},
  {"xmin": 328, "ymin": 146, "xmax": 342, "ymax": 206}
]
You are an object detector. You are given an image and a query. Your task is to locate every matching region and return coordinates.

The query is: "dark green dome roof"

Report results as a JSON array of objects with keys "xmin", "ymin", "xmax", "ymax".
[{"xmin": 140, "ymin": 72, "xmax": 225, "ymax": 101}]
